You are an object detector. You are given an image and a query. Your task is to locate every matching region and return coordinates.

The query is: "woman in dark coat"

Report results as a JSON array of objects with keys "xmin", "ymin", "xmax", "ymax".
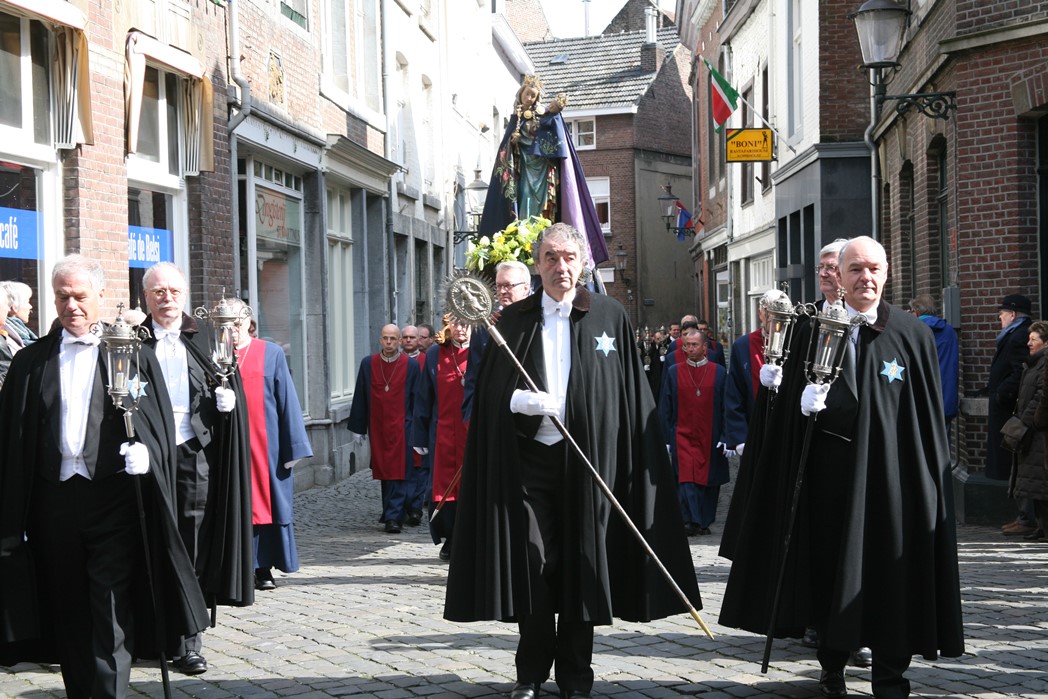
[{"xmin": 1012, "ymin": 320, "xmax": 1048, "ymax": 539}]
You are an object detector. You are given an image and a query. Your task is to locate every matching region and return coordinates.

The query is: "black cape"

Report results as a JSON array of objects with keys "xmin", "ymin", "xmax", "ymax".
[
  {"xmin": 142, "ymin": 312, "xmax": 254, "ymax": 608},
  {"xmin": 0, "ymin": 327, "xmax": 209, "ymax": 660},
  {"xmin": 718, "ymin": 302, "xmax": 964, "ymax": 660},
  {"xmin": 444, "ymin": 287, "xmax": 700, "ymax": 625}
]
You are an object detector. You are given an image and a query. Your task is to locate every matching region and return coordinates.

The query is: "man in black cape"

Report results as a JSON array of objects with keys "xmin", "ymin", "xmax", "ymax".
[
  {"xmin": 718, "ymin": 237, "xmax": 963, "ymax": 699},
  {"xmin": 445, "ymin": 223, "xmax": 700, "ymax": 699},
  {"xmin": 141, "ymin": 262, "xmax": 254, "ymax": 674},
  {"xmin": 0, "ymin": 254, "xmax": 209, "ymax": 698}
]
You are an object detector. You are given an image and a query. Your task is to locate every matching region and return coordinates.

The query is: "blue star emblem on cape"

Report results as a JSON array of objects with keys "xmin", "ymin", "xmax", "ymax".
[
  {"xmin": 880, "ymin": 358, "xmax": 905, "ymax": 384},
  {"xmin": 128, "ymin": 375, "xmax": 148, "ymax": 400},
  {"xmin": 594, "ymin": 332, "xmax": 617, "ymax": 357}
]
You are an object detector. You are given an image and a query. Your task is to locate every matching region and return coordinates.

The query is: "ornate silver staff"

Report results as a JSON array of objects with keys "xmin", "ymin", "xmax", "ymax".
[
  {"xmin": 444, "ymin": 273, "xmax": 714, "ymax": 640},
  {"xmin": 97, "ymin": 303, "xmax": 173, "ymax": 698},
  {"xmin": 194, "ymin": 291, "xmax": 252, "ymax": 387},
  {"xmin": 760, "ymin": 292, "xmax": 867, "ymax": 673}
]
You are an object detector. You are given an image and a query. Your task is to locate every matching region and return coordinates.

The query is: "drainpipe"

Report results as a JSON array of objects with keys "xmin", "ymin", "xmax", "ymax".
[
  {"xmin": 382, "ymin": 0, "xmax": 396, "ymax": 324},
  {"xmin": 226, "ymin": 0, "xmax": 253, "ymax": 296}
]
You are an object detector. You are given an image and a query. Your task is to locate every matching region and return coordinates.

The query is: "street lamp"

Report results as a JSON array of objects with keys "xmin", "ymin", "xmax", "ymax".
[
  {"xmin": 453, "ymin": 167, "xmax": 489, "ymax": 245},
  {"xmin": 850, "ymin": 0, "xmax": 956, "ymax": 238},
  {"xmin": 615, "ymin": 244, "xmax": 631, "ymax": 286}
]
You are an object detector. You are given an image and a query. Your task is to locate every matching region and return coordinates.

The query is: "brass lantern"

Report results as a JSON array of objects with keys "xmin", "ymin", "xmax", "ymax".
[
  {"xmin": 761, "ymin": 288, "xmax": 798, "ymax": 366},
  {"xmin": 804, "ymin": 294, "xmax": 867, "ymax": 385}
]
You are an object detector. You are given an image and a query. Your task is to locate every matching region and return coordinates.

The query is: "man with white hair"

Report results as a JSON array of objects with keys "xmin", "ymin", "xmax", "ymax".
[
  {"xmin": 140, "ymin": 262, "xmax": 253, "ymax": 675},
  {"xmin": 1, "ymin": 280, "xmax": 37, "ymax": 346},
  {"xmin": 720, "ymin": 236, "xmax": 963, "ymax": 699}
]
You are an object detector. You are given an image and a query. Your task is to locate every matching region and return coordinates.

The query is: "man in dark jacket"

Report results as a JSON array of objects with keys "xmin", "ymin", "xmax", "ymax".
[
  {"xmin": 988, "ymin": 293, "xmax": 1035, "ymax": 531},
  {"xmin": 908, "ymin": 294, "xmax": 959, "ymax": 428},
  {"xmin": 0, "ymin": 254, "xmax": 208, "ymax": 698},
  {"xmin": 141, "ymin": 262, "xmax": 253, "ymax": 674},
  {"xmin": 445, "ymin": 223, "xmax": 700, "ymax": 699},
  {"xmin": 719, "ymin": 237, "xmax": 963, "ymax": 699}
]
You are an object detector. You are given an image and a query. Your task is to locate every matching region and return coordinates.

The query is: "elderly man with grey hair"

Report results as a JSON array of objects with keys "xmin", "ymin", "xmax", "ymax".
[{"xmin": 445, "ymin": 223, "xmax": 700, "ymax": 699}]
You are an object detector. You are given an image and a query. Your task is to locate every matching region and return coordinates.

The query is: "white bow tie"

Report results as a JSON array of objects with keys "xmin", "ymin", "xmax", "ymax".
[
  {"xmin": 154, "ymin": 328, "xmax": 180, "ymax": 343},
  {"xmin": 62, "ymin": 332, "xmax": 100, "ymax": 347},
  {"xmin": 544, "ymin": 299, "xmax": 572, "ymax": 318}
]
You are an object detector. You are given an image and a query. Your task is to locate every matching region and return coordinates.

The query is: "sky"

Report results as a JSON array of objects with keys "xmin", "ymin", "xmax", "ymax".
[{"xmin": 539, "ymin": 0, "xmax": 677, "ymax": 39}]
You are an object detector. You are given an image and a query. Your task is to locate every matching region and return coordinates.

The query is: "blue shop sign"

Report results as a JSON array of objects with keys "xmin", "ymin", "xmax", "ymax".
[
  {"xmin": 0, "ymin": 206, "xmax": 40, "ymax": 260},
  {"xmin": 128, "ymin": 225, "xmax": 173, "ymax": 268}
]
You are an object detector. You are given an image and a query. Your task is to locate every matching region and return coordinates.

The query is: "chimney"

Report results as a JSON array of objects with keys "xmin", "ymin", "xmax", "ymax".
[{"xmin": 640, "ymin": 6, "xmax": 662, "ymax": 73}]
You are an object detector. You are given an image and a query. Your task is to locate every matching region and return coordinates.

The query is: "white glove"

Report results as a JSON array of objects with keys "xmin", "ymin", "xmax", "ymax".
[
  {"xmin": 121, "ymin": 442, "xmax": 150, "ymax": 475},
  {"xmin": 759, "ymin": 363, "xmax": 783, "ymax": 389},
  {"xmin": 800, "ymin": 383, "xmax": 832, "ymax": 416},
  {"xmin": 736, "ymin": 442, "xmax": 745, "ymax": 456},
  {"xmin": 214, "ymin": 385, "xmax": 236, "ymax": 413},
  {"xmin": 666, "ymin": 444, "xmax": 672, "ymax": 457},
  {"xmin": 722, "ymin": 444, "xmax": 736, "ymax": 457},
  {"xmin": 352, "ymin": 432, "xmax": 367, "ymax": 446},
  {"xmin": 510, "ymin": 389, "xmax": 561, "ymax": 417},
  {"xmin": 283, "ymin": 459, "xmax": 299, "ymax": 471},
  {"xmin": 413, "ymin": 446, "xmax": 429, "ymax": 455}
]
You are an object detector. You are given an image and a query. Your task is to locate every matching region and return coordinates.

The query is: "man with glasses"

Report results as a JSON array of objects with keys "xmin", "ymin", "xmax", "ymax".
[
  {"xmin": 141, "ymin": 262, "xmax": 252, "ymax": 675},
  {"xmin": 462, "ymin": 261, "xmax": 532, "ymax": 422},
  {"xmin": 418, "ymin": 324, "xmax": 437, "ymax": 352}
]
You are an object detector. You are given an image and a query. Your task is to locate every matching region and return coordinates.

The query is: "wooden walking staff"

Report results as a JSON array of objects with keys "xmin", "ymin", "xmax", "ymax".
[
  {"xmin": 759, "ymin": 295, "xmax": 867, "ymax": 673},
  {"xmin": 444, "ymin": 273, "xmax": 714, "ymax": 640}
]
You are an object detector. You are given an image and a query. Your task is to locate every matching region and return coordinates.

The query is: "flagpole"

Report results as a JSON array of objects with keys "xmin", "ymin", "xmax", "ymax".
[
  {"xmin": 733, "ymin": 92, "xmax": 798, "ymax": 155},
  {"xmin": 703, "ymin": 60, "xmax": 797, "ymax": 155}
]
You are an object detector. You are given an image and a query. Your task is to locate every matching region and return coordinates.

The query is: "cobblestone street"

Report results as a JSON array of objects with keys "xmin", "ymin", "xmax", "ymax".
[{"xmin": 3, "ymin": 467, "xmax": 1046, "ymax": 698}]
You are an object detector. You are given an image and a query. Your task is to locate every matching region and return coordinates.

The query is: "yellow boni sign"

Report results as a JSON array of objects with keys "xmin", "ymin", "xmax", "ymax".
[{"xmin": 726, "ymin": 128, "xmax": 774, "ymax": 162}]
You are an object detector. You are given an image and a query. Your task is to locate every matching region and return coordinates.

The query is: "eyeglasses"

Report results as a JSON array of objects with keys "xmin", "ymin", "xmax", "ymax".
[
  {"xmin": 815, "ymin": 264, "xmax": 839, "ymax": 275},
  {"xmin": 148, "ymin": 287, "xmax": 184, "ymax": 299},
  {"xmin": 495, "ymin": 282, "xmax": 526, "ymax": 292}
]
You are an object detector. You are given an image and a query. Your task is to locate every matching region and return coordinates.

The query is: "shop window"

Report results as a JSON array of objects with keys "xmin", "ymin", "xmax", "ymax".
[
  {"xmin": 327, "ymin": 186, "xmax": 355, "ymax": 401},
  {"xmin": 0, "ymin": 160, "xmax": 42, "ymax": 335},
  {"xmin": 127, "ymin": 187, "xmax": 175, "ymax": 311}
]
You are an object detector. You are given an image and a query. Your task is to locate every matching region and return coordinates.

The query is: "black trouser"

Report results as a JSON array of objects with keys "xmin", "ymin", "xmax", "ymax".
[
  {"xmin": 515, "ymin": 438, "xmax": 594, "ymax": 696},
  {"xmin": 818, "ymin": 646, "xmax": 912, "ymax": 699},
  {"xmin": 175, "ymin": 438, "xmax": 208, "ymax": 657},
  {"xmin": 30, "ymin": 474, "xmax": 141, "ymax": 699}
]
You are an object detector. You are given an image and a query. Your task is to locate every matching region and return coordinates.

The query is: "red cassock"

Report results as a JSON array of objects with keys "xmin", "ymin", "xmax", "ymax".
[
  {"xmin": 368, "ymin": 353, "xmax": 410, "ymax": 481},
  {"xmin": 432, "ymin": 345, "xmax": 468, "ymax": 503},
  {"xmin": 675, "ymin": 362, "xmax": 717, "ymax": 485}
]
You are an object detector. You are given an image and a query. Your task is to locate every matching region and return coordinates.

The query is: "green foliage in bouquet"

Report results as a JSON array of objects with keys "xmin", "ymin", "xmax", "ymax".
[{"xmin": 465, "ymin": 215, "xmax": 551, "ymax": 272}]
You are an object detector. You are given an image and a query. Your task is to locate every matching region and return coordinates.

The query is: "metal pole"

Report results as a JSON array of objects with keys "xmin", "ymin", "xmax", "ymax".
[{"xmin": 864, "ymin": 67, "xmax": 883, "ymax": 240}]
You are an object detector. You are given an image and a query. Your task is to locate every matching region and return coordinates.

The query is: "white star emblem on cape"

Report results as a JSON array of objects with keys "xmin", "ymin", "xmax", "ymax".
[
  {"xmin": 880, "ymin": 358, "xmax": 905, "ymax": 384},
  {"xmin": 128, "ymin": 375, "xmax": 149, "ymax": 400},
  {"xmin": 594, "ymin": 332, "xmax": 616, "ymax": 357}
]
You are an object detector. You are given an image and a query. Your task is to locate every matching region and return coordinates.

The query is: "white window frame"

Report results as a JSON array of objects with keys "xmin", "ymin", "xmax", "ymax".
[
  {"xmin": 566, "ymin": 117, "xmax": 596, "ymax": 150},
  {"xmin": 588, "ymin": 176, "xmax": 611, "ymax": 235},
  {"xmin": 127, "ymin": 66, "xmax": 183, "ymax": 190},
  {"xmin": 0, "ymin": 12, "xmax": 53, "ymax": 163},
  {"xmin": 787, "ymin": 0, "xmax": 804, "ymax": 140},
  {"xmin": 326, "ymin": 184, "xmax": 356, "ymax": 402},
  {"xmin": 320, "ymin": 0, "xmax": 385, "ymax": 129}
]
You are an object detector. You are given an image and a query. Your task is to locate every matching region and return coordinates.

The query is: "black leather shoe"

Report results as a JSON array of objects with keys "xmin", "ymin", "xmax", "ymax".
[
  {"xmin": 438, "ymin": 542, "xmax": 451, "ymax": 561},
  {"xmin": 254, "ymin": 568, "xmax": 276, "ymax": 591},
  {"xmin": 385, "ymin": 520, "xmax": 402, "ymax": 533},
  {"xmin": 802, "ymin": 626, "xmax": 819, "ymax": 647},
  {"xmin": 850, "ymin": 646, "xmax": 872, "ymax": 667},
  {"xmin": 174, "ymin": 650, "xmax": 208, "ymax": 675},
  {"xmin": 684, "ymin": 523, "xmax": 698, "ymax": 536},
  {"xmin": 819, "ymin": 669, "xmax": 847, "ymax": 697},
  {"xmin": 509, "ymin": 681, "xmax": 540, "ymax": 699},
  {"xmin": 405, "ymin": 509, "xmax": 422, "ymax": 527}
]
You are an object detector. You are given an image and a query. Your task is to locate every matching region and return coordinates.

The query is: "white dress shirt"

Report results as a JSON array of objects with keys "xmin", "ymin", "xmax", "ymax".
[
  {"xmin": 59, "ymin": 330, "xmax": 100, "ymax": 480},
  {"xmin": 534, "ymin": 290, "xmax": 574, "ymax": 445},
  {"xmin": 153, "ymin": 319, "xmax": 195, "ymax": 445}
]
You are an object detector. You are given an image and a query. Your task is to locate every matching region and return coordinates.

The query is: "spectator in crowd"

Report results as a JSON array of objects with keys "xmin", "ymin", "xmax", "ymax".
[
  {"xmin": 1007, "ymin": 320, "xmax": 1048, "ymax": 541},
  {"xmin": 989, "ymin": 294, "xmax": 1035, "ymax": 534},
  {"xmin": 0, "ymin": 279, "xmax": 37, "ymax": 346},
  {"xmin": 908, "ymin": 294, "xmax": 959, "ymax": 430}
]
